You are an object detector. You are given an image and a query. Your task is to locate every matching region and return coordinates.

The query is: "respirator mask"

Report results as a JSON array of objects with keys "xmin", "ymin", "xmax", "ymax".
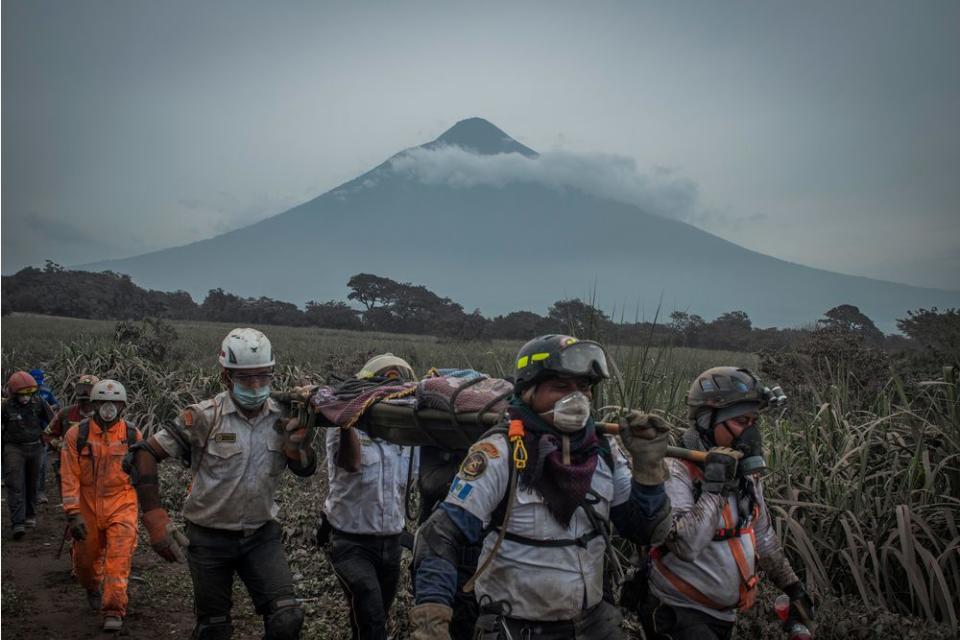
[
  {"xmin": 733, "ymin": 424, "xmax": 768, "ymax": 476},
  {"xmin": 98, "ymin": 402, "xmax": 120, "ymax": 424},
  {"xmin": 541, "ymin": 391, "xmax": 592, "ymax": 433}
]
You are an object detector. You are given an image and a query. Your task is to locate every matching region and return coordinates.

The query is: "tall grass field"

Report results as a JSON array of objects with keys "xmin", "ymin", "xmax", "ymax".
[{"xmin": 2, "ymin": 314, "xmax": 956, "ymax": 638}]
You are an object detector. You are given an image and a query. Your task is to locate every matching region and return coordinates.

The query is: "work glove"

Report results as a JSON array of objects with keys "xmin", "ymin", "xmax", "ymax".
[
  {"xmin": 409, "ymin": 603, "xmax": 452, "ymax": 640},
  {"xmin": 67, "ymin": 512, "xmax": 88, "ymax": 541},
  {"xmin": 142, "ymin": 508, "xmax": 189, "ymax": 563},
  {"xmin": 618, "ymin": 411, "xmax": 671, "ymax": 485},
  {"xmin": 784, "ymin": 581, "xmax": 815, "ymax": 628},
  {"xmin": 703, "ymin": 447, "xmax": 740, "ymax": 494},
  {"xmin": 281, "ymin": 417, "xmax": 312, "ymax": 467}
]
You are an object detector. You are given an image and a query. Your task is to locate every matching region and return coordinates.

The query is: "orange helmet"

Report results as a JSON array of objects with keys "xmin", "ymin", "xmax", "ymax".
[
  {"xmin": 7, "ymin": 371, "xmax": 38, "ymax": 395},
  {"xmin": 77, "ymin": 374, "xmax": 100, "ymax": 386}
]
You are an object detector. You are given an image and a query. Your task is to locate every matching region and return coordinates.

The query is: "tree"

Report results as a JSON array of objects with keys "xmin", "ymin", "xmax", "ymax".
[
  {"xmin": 897, "ymin": 307, "xmax": 960, "ymax": 367},
  {"xmin": 305, "ymin": 300, "xmax": 362, "ymax": 331},
  {"xmin": 490, "ymin": 311, "xmax": 549, "ymax": 340},
  {"xmin": 547, "ymin": 298, "xmax": 608, "ymax": 338},
  {"xmin": 669, "ymin": 311, "xmax": 706, "ymax": 347},
  {"xmin": 819, "ymin": 305, "xmax": 884, "ymax": 344},
  {"xmin": 347, "ymin": 273, "xmax": 399, "ymax": 311},
  {"xmin": 704, "ymin": 310, "xmax": 753, "ymax": 350}
]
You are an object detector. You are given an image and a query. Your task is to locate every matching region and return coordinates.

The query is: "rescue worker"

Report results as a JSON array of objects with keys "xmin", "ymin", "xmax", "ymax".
[
  {"xmin": 417, "ymin": 438, "xmax": 479, "ymax": 640},
  {"xmin": 30, "ymin": 368, "xmax": 59, "ymax": 504},
  {"xmin": 2, "ymin": 371, "xmax": 53, "ymax": 539},
  {"xmin": 127, "ymin": 328, "xmax": 316, "ymax": 639},
  {"xmin": 409, "ymin": 335, "xmax": 672, "ymax": 639},
  {"xmin": 47, "ymin": 374, "xmax": 100, "ymax": 495},
  {"xmin": 323, "ymin": 353, "xmax": 418, "ymax": 640},
  {"xmin": 638, "ymin": 367, "xmax": 815, "ymax": 639},
  {"xmin": 60, "ymin": 379, "xmax": 140, "ymax": 633}
]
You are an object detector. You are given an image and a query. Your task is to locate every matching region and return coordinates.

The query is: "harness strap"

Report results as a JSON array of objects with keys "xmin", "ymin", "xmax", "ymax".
[
  {"xmin": 503, "ymin": 529, "xmax": 602, "ymax": 548},
  {"xmin": 652, "ymin": 502, "xmax": 759, "ymax": 611},
  {"xmin": 720, "ymin": 502, "xmax": 759, "ymax": 609},
  {"xmin": 713, "ymin": 525, "xmax": 754, "ymax": 541},
  {"xmin": 650, "ymin": 546, "xmax": 731, "ymax": 610}
]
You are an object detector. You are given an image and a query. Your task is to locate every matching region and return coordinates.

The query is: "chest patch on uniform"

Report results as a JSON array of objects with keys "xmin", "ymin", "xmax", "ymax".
[
  {"xmin": 214, "ymin": 433, "xmax": 237, "ymax": 442},
  {"xmin": 468, "ymin": 442, "xmax": 500, "ymax": 459},
  {"xmin": 459, "ymin": 450, "xmax": 489, "ymax": 480},
  {"xmin": 449, "ymin": 477, "xmax": 473, "ymax": 500},
  {"xmin": 360, "ymin": 437, "xmax": 373, "ymax": 446}
]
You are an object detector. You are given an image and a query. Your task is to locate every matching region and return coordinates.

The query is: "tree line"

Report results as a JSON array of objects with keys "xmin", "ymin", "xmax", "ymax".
[{"xmin": 2, "ymin": 262, "xmax": 957, "ymax": 364}]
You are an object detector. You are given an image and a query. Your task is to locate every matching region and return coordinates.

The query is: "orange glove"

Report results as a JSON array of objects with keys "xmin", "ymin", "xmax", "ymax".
[{"xmin": 142, "ymin": 508, "xmax": 189, "ymax": 563}]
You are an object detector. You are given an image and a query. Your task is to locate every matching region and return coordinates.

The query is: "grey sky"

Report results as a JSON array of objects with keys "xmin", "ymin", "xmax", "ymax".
[{"xmin": 3, "ymin": 0, "xmax": 958, "ymax": 289}]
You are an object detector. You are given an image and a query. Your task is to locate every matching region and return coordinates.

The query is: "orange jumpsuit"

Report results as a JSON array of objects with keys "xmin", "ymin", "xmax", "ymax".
[{"xmin": 60, "ymin": 419, "xmax": 141, "ymax": 617}]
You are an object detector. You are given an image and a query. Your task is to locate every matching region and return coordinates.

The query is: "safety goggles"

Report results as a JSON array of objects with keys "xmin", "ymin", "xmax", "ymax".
[
  {"xmin": 14, "ymin": 386, "xmax": 38, "ymax": 396},
  {"xmin": 545, "ymin": 341, "xmax": 610, "ymax": 381},
  {"xmin": 230, "ymin": 372, "xmax": 275, "ymax": 385}
]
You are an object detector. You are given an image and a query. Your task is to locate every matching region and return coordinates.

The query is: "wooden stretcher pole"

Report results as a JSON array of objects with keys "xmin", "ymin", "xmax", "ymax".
[
  {"xmin": 272, "ymin": 392, "xmax": 712, "ymax": 464},
  {"xmin": 598, "ymin": 421, "xmax": 708, "ymax": 463}
]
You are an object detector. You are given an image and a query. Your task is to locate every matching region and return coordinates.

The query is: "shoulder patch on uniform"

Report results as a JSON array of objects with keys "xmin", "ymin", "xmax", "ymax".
[
  {"xmin": 181, "ymin": 409, "xmax": 194, "ymax": 427},
  {"xmin": 449, "ymin": 477, "xmax": 474, "ymax": 500},
  {"xmin": 468, "ymin": 441, "xmax": 500, "ymax": 459},
  {"xmin": 459, "ymin": 449, "xmax": 490, "ymax": 481}
]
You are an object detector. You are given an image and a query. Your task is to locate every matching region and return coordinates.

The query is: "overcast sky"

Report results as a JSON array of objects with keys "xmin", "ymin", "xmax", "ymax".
[{"xmin": 3, "ymin": 0, "xmax": 958, "ymax": 289}]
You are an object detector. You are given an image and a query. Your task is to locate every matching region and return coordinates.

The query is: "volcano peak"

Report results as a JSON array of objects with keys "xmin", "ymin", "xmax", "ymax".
[{"xmin": 426, "ymin": 117, "xmax": 537, "ymax": 157}]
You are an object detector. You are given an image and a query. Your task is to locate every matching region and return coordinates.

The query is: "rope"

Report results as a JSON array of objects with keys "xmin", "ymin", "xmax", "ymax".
[{"xmin": 463, "ymin": 420, "xmax": 527, "ymax": 593}]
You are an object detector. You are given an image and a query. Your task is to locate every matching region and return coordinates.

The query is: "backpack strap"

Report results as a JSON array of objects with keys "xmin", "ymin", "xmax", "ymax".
[
  {"xmin": 463, "ymin": 422, "xmax": 523, "ymax": 593},
  {"xmin": 77, "ymin": 419, "xmax": 137, "ymax": 454},
  {"xmin": 76, "ymin": 419, "xmax": 91, "ymax": 458}
]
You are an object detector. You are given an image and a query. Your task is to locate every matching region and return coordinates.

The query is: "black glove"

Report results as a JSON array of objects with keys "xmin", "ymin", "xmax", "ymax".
[
  {"xmin": 703, "ymin": 447, "xmax": 739, "ymax": 494},
  {"xmin": 67, "ymin": 512, "xmax": 87, "ymax": 541},
  {"xmin": 784, "ymin": 581, "xmax": 815, "ymax": 627}
]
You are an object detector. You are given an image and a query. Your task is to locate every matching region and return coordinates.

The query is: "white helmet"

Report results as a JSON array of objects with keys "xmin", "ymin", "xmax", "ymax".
[
  {"xmin": 90, "ymin": 379, "xmax": 127, "ymax": 403},
  {"xmin": 357, "ymin": 353, "xmax": 416, "ymax": 381},
  {"xmin": 218, "ymin": 328, "xmax": 275, "ymax": 369}
]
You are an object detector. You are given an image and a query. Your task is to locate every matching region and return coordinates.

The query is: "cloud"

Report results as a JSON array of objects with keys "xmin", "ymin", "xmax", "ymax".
[
  {"xmin": 175, "ymin": 190, "xmax": 305, "ymax": 236},
  {"xmin": 388, "ymin": 144, "xmax": 704, "ymax": 223}
]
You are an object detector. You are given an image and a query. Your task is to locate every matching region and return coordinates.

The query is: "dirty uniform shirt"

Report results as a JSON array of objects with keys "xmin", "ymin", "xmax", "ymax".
[
  {"xmin": 650, "ymin": 457, "xmax": 778, "ymax": 622},
  {"xmin": 324, "ymin": 428, "xmax": 418, "ymax": 535},
  {"xmin": 444, "ymin": 434, "xmax": 633, "ymax": 621},
  {"xmin": 153, "ymin": 391, "xmax": 290, "ymax": 533}
]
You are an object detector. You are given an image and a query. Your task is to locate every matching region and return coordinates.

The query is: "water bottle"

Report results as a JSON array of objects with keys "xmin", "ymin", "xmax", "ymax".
[{"xmin": 775, "ymin": 594, "xmax": 812, "ymax": 640}]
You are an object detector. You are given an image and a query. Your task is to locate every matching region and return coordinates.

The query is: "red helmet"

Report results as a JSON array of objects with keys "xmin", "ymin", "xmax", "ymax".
[{"xmin": 7, "ymin": 371, "xmax": 38, "ymax": 395}]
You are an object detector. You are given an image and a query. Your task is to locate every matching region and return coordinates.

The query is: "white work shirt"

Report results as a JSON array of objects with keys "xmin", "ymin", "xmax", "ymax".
[
  {"xmin": 445, "ymin": 434, "xmax": 633, "ymax": 621},
  {"xmin": 324, "ymin": 428, "xmax": 417, "ymax": 535},
  {"xmin": 154, "ymin": 391, "xmax": 290, "ymax": 533},
  {"xmin": 649, "ymin": 458, "xmax": 770, "ymax": 622}
]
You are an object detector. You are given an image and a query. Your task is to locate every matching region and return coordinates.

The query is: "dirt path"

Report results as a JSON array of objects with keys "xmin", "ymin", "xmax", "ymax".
[{"xmin": 1, "ymin": 482, "xmax": 196, "ymax": 639}]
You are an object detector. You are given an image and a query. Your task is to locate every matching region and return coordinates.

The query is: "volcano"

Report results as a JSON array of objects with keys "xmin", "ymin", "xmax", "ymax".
[{"xmin": 77, "ymin": 117, "xmax": 958, "ymax": 330}]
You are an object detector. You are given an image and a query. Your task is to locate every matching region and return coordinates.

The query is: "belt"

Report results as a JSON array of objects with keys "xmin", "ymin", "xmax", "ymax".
[
  {"xmin": 186, "ymin": 520, "xmax": 270, "ymax": 538},
  {"xmin": 331, "ymin": 528, "xmax": 402, "ymax": 542}
]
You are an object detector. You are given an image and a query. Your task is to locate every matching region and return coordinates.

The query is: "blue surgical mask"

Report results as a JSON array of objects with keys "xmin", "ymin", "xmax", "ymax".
[{"xmin": 232, "ymin": 383, "xmax": 271, "ymax": 409}]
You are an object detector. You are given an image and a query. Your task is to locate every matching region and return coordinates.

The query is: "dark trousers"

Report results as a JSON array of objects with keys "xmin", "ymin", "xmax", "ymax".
[
  {"xmin": 417, "ymin": 447, "xmax": 479, "ymax": 640},
  {"xmin": 476, "ymin": 601, "xmax": 623, "ymax": 640},
  {"xmin": 36, "ymin": 446, "xmax": 48, "ymax": 498},
  {"xmin": 2, "ymin": 442, "xmax": 43, "ymax": 526},
  {"xmin": 418, "ymin": 446, "xmax": 464, "ymax": 524},
  {"xmin": 186, "ymin": 520, "xmax": 297, "ymax": 635},
  {"xmin": 328, "ymin": 530, "xmax": 401, "ymax": 640},
  {"xmin": 640, "ymin": 594, "xmax": 734, "ymax": 640}
]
